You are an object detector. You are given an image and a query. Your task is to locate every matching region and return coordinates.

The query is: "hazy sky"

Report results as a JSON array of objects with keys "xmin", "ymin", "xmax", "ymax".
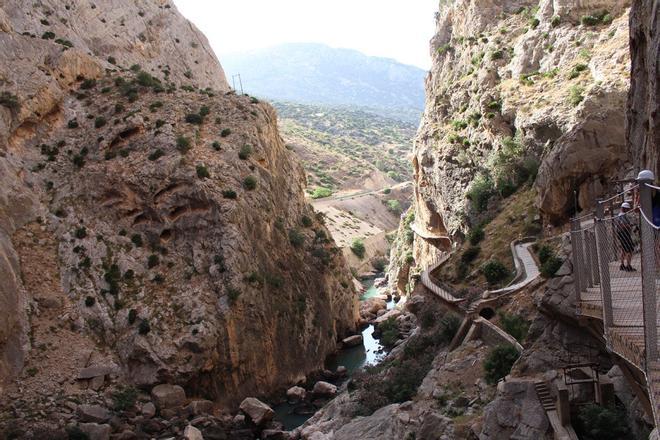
[{"xmin": 173, "ymin": 0, "xmax": 438, "ymax": 70}]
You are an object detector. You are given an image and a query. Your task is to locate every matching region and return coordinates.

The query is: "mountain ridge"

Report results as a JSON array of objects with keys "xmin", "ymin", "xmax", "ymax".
[{"xmin": 221, "ymin": 42, "xmax": 426, "ymax": 123}]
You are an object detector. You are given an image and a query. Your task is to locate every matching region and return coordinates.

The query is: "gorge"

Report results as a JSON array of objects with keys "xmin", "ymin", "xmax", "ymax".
[{"xmin": 1, "ymin": 0, "xmax": 659, "ymax": 439}]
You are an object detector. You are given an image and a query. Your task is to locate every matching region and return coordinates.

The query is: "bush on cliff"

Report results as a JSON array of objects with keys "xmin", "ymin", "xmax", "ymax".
[
  {"xmin": 482, "ymin": 259, "xmax": 509, "ymax": 284},
  {"xmin": 499, "ymin": 312, "xmax": 530, "ymax": 342},
  {"xmin": 350, "ymin": 239, "xmax": 366, "ymax": 259},
  {"xmin": 483, "ymin": 344, "xmax": 519, "ymax": 384},
  {"xmin": 575, "ymin": 403, "xmax": 630, "ymax": 440}
]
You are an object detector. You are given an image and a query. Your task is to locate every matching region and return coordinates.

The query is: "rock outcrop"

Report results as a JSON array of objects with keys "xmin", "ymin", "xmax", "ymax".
[
  {"xmin": 413, "ymin": 0, "xmax": 632, "ymax": 268},
  {"xmin": 0, "ymin": 0, "xmax": 358, "ymax": 411},
  {"xmin": 627, "ymin": 0, "xmax": 660, "ymax": 176}
]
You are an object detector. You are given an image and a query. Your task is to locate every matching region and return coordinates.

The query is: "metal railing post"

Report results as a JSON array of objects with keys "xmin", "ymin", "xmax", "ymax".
[
  {"xmin": 571, "ymin": 219, "xmax": 584, "ymax": 303},
  {"xmin": 595, "ymin": 200, "xmax": 614, "ymax": 329},
  {"xmin": 638, "ymin": 171, "xmax": 657, "ymax": 363},
  {"xmin": 584, "ymin": 229, "xmax": 595, "ymax": 288},
  {"xmin": 589, "ymin": 230, "xmax": 600, "ymax": 285}
]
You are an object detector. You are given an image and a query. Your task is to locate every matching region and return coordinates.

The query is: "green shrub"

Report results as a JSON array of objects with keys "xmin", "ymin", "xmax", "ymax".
[
  {"xmin": 136, "ymin": 71, "xmax": 160, "ymax": 88},
  {"xmin": 350, "ymin": 239, "xmax": 366, "ymax": 259},
  {"xmin": 289, "ymin": 228, "xmax": 305, "ymax": 248},
  {"xmin": 537, "ymin": 244, "xmax": 553, "ymax": 264},
  {"xmin": 212, "ymin": 141, "xmax": 221, "ymax": 151},
  {"xmin": 379, "ymin": 317, "xmax": 400, "ymax": 347},
  {"xmin": 185, "ymin": 113, "xmax": 203, "ymax": 124},
  {"xmin": 490, "ymin": 50, "xmax": 504, "ymax": 60},
  {"xmin": 67, "ymin": 119, "xmax": 79, "ymax": 129},
  {"xmin": 55, "ymin": 38, "xmax": 74, "ymax": 48},
  {"xmin": 386, "ymin": 199, "xmax": 402, "ymax": 214},
  {"xmin": 569, "ymin": 85, "xmax": 585, "ymax": 106},
  {"xmin": 131, "ymin": 234, "xmax": 143, "ymax": 247},
  {"xmin": 222, "ymin": 189, "xmax": 237, "ymax": 199},
  {"xmin": 405, "ymin": 251, "xmax": 414, "ymax": 265},
  {"xmin": 107, "ymin": 56, "xmax": 117, "ymax": 65},
  {"xmin": 466, "ymin": 174, "xmax": 494, "ymax": 212},
  {"xmin": 581, "ymin": 14, "xmax": 601, "ymax": 26},
  {"xmin": 128, "ymin": 309, "xmax": 137, "ymax": 324},
  {"xmin": 42, "ymin": 31, "xmax": 55, "ymax": 40},
  {"xmin": 467, "ymin": 225, "xmax": 485, "ymax": 245},
  {"xmin": 147, "ymin": 254, "xmax": 159, "ymax": 268},
  {"xmin": 176, "ymin": 135, "xmax": 191, "ymax": 153},
  {"xmin": 499, "ymin": 312, "xmax": 530, "ymax": 342},
  {"xmin": 311, "ymin": 187, "xmax": 333, "ymax": 199},
  {"xmin": 575, "ymin": 404, "xmax": 630, "ymax": 440},
  {"xmin": 569, "ymin": 63, "xmax": 588, "ymax": 79},
  {"xmin": 541, "ymin": 256, "xmax": 563, "ymax": 278},
  {"xmin": 220, "ymin": 128, "xmax": 231, "ymax": 137},
  {"xmin": 196, "ymin": 164, "xmax": 210, "ymax": 179},
  {"xmin": 227, "ymin": 287, "xmax": 241, "ymax": 304},
  {"xmin": 482, "ymin": 259, "xmax": 509, "ymax": 284},
  {"xmin": 529, "ymin": 18, "xmax": 540, "ymax": 29},
  {"xmin": 138, "ymin": 319, "xmax": 150, "ymax": 335},
  {"xmin": 199, "ymin": 105, "xmax": 210, "ymax": 117},
  {"xmin": 84, "ymin": 296, "xmax": 95, "ymax": 307},
  {"xmin": 112, "ymin": 386, "xmax": 138, "ymax": 411},
  {"xmin": 74, "ymin": 227, "xmax": 87, "ymax": 239},
  {"xmin": 440, "ymin": 313, "xmax": 461, "ymax": 342},
  {"xmin": 551, "ymin": 15, "xmax": 561, "ymax": 27},
  {"xmin": 94, "ymin": 116, "xmax": 107, "ymax": 128},
  {"xmin": 80, "ymin": 78, "xmax": 96, "ymax": 90},
  {"xmin": 372, "ymin": 258, "xmax": 387, "ymax": 272},
  {"xmin": 461, "ymin": 246, "xmax": 480, "ymax": 263},
  {"xmin": 148, "ymin": 149, "xmax": 164, "ymax": 161},
  {"xmin": 301, "ymin": 215, "xmax": 313, "ymax": 227},
  {"xmin": 238, "ymin": 144, "xmax": 252, "ymax": 160},
  {"xmin": 484, "ymin": 344, "xmax": 519, "ymax": 384},
  {"xmin": 243, "ymin": 175, "xmax": 257, "ymax": 190},
  {"xmin": 0, "ymin": 92, "xmax": 20, "ymax": 111}
]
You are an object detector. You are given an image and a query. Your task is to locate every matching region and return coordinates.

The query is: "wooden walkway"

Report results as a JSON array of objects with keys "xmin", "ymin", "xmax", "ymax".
[
  {"xmin": 420, "ymin": 256, "xmax": 464, "ymax": 304},
  {"xmin": 579, "ymin": 255, "xmax": 660, "ymax": 421}
]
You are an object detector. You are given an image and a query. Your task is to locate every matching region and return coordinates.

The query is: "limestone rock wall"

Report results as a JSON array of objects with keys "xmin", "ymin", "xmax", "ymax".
[
  {"xmin": 627, "ymin": 0, "xmax": 660, "ymax": 176},
  {"xmin": 0, "ymin": 0, "xmax": 358, "ymax": 406},
  {"xmin": 413, "ymin": 0, "xmax": 632, "ymax": 267}
]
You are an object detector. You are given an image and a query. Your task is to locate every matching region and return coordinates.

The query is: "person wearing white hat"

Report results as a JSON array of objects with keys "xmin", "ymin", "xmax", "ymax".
[{"xmin": 615, "ymin": 202, "xmax": 635, "ymax": 271}]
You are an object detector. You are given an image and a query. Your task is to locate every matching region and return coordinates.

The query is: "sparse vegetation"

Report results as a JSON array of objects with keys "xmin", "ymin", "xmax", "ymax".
[
  {"xmin": 0, "ymin": 91, "xmax": 20, "ymax": 111},
  {"xmin": 484, "ymin": 344, "xmax": 519, "ymax": 384},
  {"xmin": 350, "ymin": 239, "xmax": 366, "ymax": 259},
  {"xmin": 239, "ymin": 144, "xmax": 252, "ymax": 160},
  {"xmin": 311, "ymin": 187, "xmax": 333, "ymax": 199},
  {"xmin": 243, "ymin": 175, "xmax": 257, "ymax": 190},
  {"xmin": 112, "ymin": 386, "xmax": 138, "ymax": 411},
  {"xmin": 196, "ymin": 164, "xmax": 210, "ymax": 179},
  {"xmin": 222, "ymin": 189, "xmax": 237, "ymax": 199},
  {"xmin": 499, "ymin": 312, "xmax": 530, "ymax": 342},
  {"xmin": 138, "ymin": 319, "xmax": 151, "ymax": 335},
  {"xmin": 575, "ymin": 404, "xmax": 630, "ymax": 440},
  {"xmin": 84, "ymin": 296, "xmax": 95, "ymax": 307},
  {"xmin": 482, "ymin": 259, "xmax": 509, "ymax": 284},
  {"xmin": 569, "ymin": 85, "xmax": 585, "ymax": 106},
  {"xmin": 148, "ymin": 149, "xmax": 164, "ymax": 161},
  {"xmin": 176, "ymin": 135, "xmax": 191, "ymax": 153},
  {"xmin": 289, "ymin": 228, "xmax": 305, "ymax": 248}
]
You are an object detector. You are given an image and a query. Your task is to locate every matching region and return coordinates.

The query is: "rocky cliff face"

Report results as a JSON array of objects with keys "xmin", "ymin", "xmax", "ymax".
[
  {"xmin": 413, "ymin": 0, "xmax": 632, "ymax": 266},
  {"xmin": 0, "ymin": 0, "xmax": 358, "ymax": 406},
  {"xmin": 627, "ymin": 0, "xmax": 659, "ymax": 176}
]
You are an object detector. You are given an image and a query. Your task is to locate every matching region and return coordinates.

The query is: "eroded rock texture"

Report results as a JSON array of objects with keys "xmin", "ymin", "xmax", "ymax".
[
  {"xmin": 413, "ymin": 0, "xmax": 633, "ymax": 267},
  {"xmin": 627, "ymin": 0, "xmax": 660, "ymax": 176},
  {"xmin": 0, "ymin": 0, "xmax": 358, "ymax": 406}
]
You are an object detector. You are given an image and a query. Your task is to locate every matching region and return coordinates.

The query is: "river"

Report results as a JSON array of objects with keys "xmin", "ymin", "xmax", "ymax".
[{"xmin": 273, "ymin": 278, "xmax": 395, "ymax": 430}]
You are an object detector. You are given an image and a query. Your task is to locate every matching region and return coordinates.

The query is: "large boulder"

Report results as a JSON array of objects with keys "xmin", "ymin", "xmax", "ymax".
[
  {"xmin": 312, "ymin": 381, "xmax": 337, "ymax": 397},
  {"xmin": 77, "ymin": 404, "xmax": 111, "ymax": 423},
  {"xmin": 286, "ymin": 386, "xmax": 307, "ymax": 402},
  {"xmin": 150, "ymin": 384, "xmax": 186, "ymax": 409},
  {"xmin": 239, "ymin": 397, "xmax": 274, "ymax": 426}
]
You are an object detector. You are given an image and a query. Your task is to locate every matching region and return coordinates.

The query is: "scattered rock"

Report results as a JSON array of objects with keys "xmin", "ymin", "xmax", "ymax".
[
  {"xmin": 312, "ymin": 381, "xmax": 337, "ymax": 397},
  {"xmin": 151, "ymin": 384, "xmax": 186, "ymax": 409},
  {"xmin": 188, "ymin": 399, "xmax": 214, "ymax": 415},
  {"xmin": 341, "ymin": 335, "xmax": 363, "ymax": 347},
  {"xmin": 239, "ymin": 397, "xmax": 274, "ymax": 426},
  {"xmin": 77, "ymin": 404, "xmax": 111, "ymax": 423},
  {"xmin": 77, "ymin": 364, "xmax": 118, "ymax": 380},
  {"xmin": 184, "ymin": 424, "xmax": 204, "ymax": 440},
  {"xmin": 141, "ymin": 402, "xmax": 156, "ymax": 418},
  {"xmin": 286, "ymin": 386, "xmax": 306, "ymax": 402},
  {"xmin": 79, "ymin": 422, "xmax": 111, "ymax": 440}
]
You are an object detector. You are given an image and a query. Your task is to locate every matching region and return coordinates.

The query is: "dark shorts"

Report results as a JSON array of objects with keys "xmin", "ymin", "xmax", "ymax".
[{"xmin": 617, "ymin": 231, "xmax": 634, "ymax": 253}]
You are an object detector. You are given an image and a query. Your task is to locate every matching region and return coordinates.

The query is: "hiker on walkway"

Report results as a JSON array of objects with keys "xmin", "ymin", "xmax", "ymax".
[{"xmin": 616, "ymin": 202, "xmax": 636, "ymax": 271}]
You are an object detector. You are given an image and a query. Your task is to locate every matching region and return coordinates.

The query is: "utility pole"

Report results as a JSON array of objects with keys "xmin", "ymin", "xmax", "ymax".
[{"xmin": 231, "ymin": 74, "xmax": 243, "ymax": 94}]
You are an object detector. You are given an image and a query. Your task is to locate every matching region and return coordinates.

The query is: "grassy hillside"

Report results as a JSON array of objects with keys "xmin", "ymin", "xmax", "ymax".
[{"xmin": 274, "ymin": 101, "xmax": 415, "ymax": 195}]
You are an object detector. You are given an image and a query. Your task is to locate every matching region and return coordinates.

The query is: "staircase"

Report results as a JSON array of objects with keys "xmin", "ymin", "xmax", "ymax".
[{"xmin": 535, "ymin": 381, "xmax": 556, "ymax": 412}]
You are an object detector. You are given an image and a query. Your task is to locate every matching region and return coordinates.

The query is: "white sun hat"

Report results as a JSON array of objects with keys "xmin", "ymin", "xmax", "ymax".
[{"xmin": 621, "ymin": 202, "xmax": 631, "ymax": 209}]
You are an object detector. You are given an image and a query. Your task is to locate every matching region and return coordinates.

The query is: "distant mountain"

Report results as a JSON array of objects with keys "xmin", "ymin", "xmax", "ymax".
[{"xmin": 220, "ymin": 43, "xmax": 426, "ymax": 123}]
